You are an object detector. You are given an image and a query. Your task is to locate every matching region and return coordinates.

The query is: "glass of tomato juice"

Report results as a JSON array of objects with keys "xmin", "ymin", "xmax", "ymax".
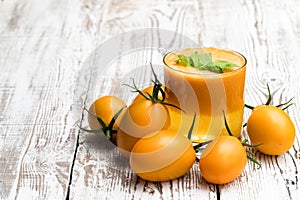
[{"xmin": 163, "ymin": 47, "xmax": 247, "ymax": 143}]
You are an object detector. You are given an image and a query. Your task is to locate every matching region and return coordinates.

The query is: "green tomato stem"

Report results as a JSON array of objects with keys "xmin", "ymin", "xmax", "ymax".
[
  {"xmin": 223, "ymin": 111, "xmax": 233, "ymax": 136},
  {"xmin": 264, "ymin": 84, "xmax": 272, "ymax": 105}
]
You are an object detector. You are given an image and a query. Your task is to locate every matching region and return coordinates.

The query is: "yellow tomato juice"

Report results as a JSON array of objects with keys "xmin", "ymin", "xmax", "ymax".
[{"xmin": 163, "ymin": 47, "xmax": 246, "ymax": 142}]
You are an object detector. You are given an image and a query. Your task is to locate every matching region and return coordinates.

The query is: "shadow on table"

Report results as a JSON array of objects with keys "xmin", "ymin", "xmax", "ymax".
[{"xmin": 80, "ymin": 131, "xmax": 132, "ymax": 172}]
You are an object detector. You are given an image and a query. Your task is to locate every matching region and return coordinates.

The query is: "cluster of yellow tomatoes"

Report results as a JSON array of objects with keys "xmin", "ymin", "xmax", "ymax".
[{"xmin": 83, "ymin": 76, "xmax": 296, "ymax": 185}]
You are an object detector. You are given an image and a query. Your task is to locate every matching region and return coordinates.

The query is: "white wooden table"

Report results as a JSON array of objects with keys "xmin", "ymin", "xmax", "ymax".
[{"xmin": 1, "ymin": 0, "xmax": 299, "ymax": 199}]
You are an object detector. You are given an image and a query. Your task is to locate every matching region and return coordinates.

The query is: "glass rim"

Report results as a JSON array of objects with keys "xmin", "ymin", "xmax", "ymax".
[{"xmin": 162, "ymin": 47, "xmax": 247, "ymax": 76}]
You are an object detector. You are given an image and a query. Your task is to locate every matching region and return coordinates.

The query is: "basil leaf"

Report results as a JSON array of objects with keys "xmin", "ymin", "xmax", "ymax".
[
  {"xmin": 189, "ymin": 52, "xmax": 212, "ymax": 67},
  {"xmin": 177, "ymin": 55, "xmax": 190, "ymax": 66},
  {"xmin": 206, "ymin": 64, "xmax": 223, "ymax": 73},
  {"xmin": 214, "ymin": 61, "xmax": 238, "ymax": 69},
  {"xmin": 177, "ymin": 51, "xmax": 238, "ymax": 73}
]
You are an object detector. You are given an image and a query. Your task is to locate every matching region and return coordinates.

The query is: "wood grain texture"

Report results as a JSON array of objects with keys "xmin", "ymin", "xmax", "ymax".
[
  {"xmin": 0, "ymin": 0, "xmax": 299, "ymax": 199},
  {"xmin": 0, "ymin": 0, "xmax": 103, "ymax": 199}
]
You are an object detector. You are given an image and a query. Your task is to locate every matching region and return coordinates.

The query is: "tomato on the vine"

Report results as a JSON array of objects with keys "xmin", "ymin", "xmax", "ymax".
[
  {"xmin": 116, "ymin": 98, "xmax": 170, "ymax": 155},
  {"xmin": 245, "ymin": 85, "xmax": 295, "ymax": 155},
  {"xmin": 116, "ymin": 64, "xmax": 182, "ymax": 156},
  {"xmin": 247, "ymin": 105, "xmax": 295, "ymax": 155},
  {"xmin": 130, "ymin": 128, "xmax": 196, "ymax": 182},
  {"xmin": 199, "ymin": 135, "xmax": 247, "ymax": 184},
  {"xmin": 133, "ymin": 85, "xmax": 183, "ymax": 131},
  {"xmin": 88, "ymin": 95, "xmax": 126, "ymax": 130}
]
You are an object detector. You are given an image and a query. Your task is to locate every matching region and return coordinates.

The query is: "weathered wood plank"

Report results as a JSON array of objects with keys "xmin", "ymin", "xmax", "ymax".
[{"xmin": 0, "ymin": 0, "xmax": 106, "ymax": 199}]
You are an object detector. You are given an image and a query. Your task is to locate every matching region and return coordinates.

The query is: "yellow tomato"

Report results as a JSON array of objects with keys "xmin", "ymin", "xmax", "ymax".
[
  {"xmin": 199, "ymin": 136, "xmax": 247, "ymax": 184},
  {"xmin": 133, "ymin": 85, "xmax": 182, "ymax": 131},
  {"xmin": 130, "ymin": 130, "xmax": 196, "ymax": 182},
  {"xmin": 88, "ymin": 96, "xmax": 126, "ymax": 130},
  {"xmin": 116, "ymin": 99, "xmax": 170, "ymax": 156},
  {"xmin": 247, "ymin": 105, "xmax": 295, "ymax": 155}
]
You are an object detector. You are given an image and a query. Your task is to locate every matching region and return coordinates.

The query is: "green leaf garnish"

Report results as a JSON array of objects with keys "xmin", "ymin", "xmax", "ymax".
[
  {"xmin": 177, "ymin": 55, "xmax": 190, "ymax": 66},
  {"xmin": 177, "ymin": 51, "xmax": 238, "ymax": 73}
]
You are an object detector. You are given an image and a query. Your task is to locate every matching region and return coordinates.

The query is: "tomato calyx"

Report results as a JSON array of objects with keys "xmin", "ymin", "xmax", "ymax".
[
  {"xmin": 245, "ymin": 84, "xmax": 294, "ymax": 110},
  {"xmin": 244, "ymin": 84, "xmax": 293, "ymax": 128},
  {"xmin": 241, "ymin": 139, "xmax": 262, "ymax": 168},
  {"xmin": 223, "ymin": 111, "xmax": 261, "ymax": 168},
  {"xmin": 79, "ymin": 106, "xmax": 125, "ymax": 144},
  {"xmin": 124, "ymin": 63, "xmax": 184, "ymax": 112}
]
